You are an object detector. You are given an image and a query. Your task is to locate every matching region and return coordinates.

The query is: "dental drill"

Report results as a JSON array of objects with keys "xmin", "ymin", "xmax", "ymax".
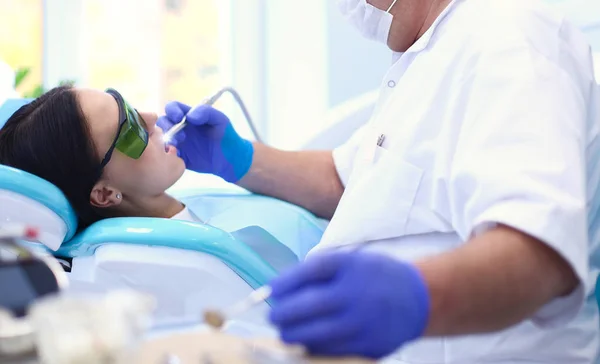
[
  {"xmin": 162, "ymin": 87, "xmax": 263, "ymax": 145},
  {"xmin": 203, "ymin": 285, "xmax": 272, "ymax": 330}
]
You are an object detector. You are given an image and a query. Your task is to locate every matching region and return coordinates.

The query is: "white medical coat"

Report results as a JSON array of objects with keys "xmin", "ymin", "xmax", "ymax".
[{"xmin": 310, "ymin": 0, "xmax": 600, "ymax": 362}]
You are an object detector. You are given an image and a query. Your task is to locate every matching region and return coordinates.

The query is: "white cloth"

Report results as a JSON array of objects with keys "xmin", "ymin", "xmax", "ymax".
[
  {"xmin": 170, "ymin": 206, "xmax": 201, "ymax": 223},
  {"xmin": 312, "ymin": 0, "xmax": 600, "ymax": 362},
  {"xmin": 170, "ymin": 206, "xmax": 299, "ymax": 271}
]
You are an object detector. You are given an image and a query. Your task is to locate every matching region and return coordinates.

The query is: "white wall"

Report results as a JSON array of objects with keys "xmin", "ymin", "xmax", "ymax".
[
  {"xmin": 324, "ymin": 1, "xmax": 390, "ymax": 108},
  {"xmin": 594, "ymin": 53, "xmax": 600, "ymax": 81},
  {"xmin": 40, "ymin": 1, "xmax": 599, "ymax": 150},
  {"xmin": 230, "ymin": 1, "xmax": 391, "ymax": 149},
  {"xmin": 545, "ymin": 0, "xmax": 600, "ymax": 50},
  {"xmin": 226, "ymin": 0, "xmax": 266, "ymax": 142},
  {"xmin": 43, "ymin": 0, "xmax": 87, "ymax": 88},
  {"xmin": 262, "ymin": 0, "xmax": 329, "ymax": 149},
  {"xmin": 0, "ymin": 59, "xmax": 18, "ymax": 105}
]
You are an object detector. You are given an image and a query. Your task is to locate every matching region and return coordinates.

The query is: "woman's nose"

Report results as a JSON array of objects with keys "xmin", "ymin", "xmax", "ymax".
[{"xmin": 141, "ymin": 111, "xmax": 159, "ymax": 128}]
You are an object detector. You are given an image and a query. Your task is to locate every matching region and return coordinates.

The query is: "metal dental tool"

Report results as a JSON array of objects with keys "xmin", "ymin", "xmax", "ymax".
[
  {"xmin": 203, "ymin": 285, "xmax": 272, "ymax": 329},
  {"xmin": 162, "ymin": 86, "xmax": 263, "ymax": 144},
  {"xmin": 0, "ymin": 224, "xmax": 156, "ymax": 364},
  {"xmin": 0, "ymin": 224, "xmax": 67, "ymax": 363}
]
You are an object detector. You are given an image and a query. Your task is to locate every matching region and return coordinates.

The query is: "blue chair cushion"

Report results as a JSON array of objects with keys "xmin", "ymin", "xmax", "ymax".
[
  {"xmin": 230, "ymin": 226, "xmax": 300, "ymax": 272},
  {"xmin": 0, "ymin": 165, "xmax": 78, "ymax": 241},
  {"xmin": 55, "ymin": 217, "xmax": 279, "ymax": 290},
  {"xmin": 0, "ymin": 98, "xmax": 33, "ymax": 129}
]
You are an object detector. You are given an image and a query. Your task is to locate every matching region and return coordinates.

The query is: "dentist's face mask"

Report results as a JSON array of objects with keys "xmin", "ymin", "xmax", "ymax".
[{"xmin": 337, "ymin": 0, "xmax": 398, "ymax": 45}]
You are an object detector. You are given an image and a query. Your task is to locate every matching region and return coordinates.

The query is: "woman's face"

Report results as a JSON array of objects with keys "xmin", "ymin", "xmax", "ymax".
[{"xmin": 77, "ymin": 88, "xmax": 185, "ymax": 208}]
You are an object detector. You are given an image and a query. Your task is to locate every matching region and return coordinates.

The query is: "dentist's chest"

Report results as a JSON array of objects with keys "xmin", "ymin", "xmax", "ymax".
[{"xmin": 315, "ymin": 57, "xmax": 469, "ymax": 256}]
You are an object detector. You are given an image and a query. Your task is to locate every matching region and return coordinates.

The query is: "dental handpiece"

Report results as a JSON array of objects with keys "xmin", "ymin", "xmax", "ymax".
[
  {"xmin": 162, "ymin": 93, "xmax": 221, "ymax": 144},
  {"xmin": 203, "ymin": 285, "xmax": 272, "ymax": 330},
  {"xmin": 162, "ymin": 87, "xmax": 263, "ymax": 144}
]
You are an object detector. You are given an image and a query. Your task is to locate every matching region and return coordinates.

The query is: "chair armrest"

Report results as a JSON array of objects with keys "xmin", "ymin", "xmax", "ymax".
[{"xmin": 56, "ymin": 217, "xmax": 279, "ymax": 289}]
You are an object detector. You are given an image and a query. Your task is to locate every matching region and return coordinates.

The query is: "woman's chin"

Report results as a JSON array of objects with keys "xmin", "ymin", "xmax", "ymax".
[
  {"xmin": 172, "ymin": 158, "xmax": 186, "ymax": 176},
  {"xmin": 161, "ymin": 161, "xmax": 187, "ymax": 192},
  {"xmin": 158, "ymin": 154, "xmax": 186, "ymax": 181}
]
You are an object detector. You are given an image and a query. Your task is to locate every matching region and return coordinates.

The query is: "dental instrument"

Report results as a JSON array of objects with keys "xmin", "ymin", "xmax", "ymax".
[
  {"xmin": 0, "ymin": 224, "xmax": 64, "ymax": 362},
  {"xmin": 162, "ymin": 87, "xmax": 263, "ymax": 145},
  {"xmin": 203, "ymin": 285, "xmax": 272, "ymax": 329}
]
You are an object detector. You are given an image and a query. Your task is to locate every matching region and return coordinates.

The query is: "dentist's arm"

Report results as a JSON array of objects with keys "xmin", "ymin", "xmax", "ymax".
[
  {"xmin": 266, "ymin": 224, "xmax": 579, "ymax": 359},
  {"xmin": 417, "ymin": 225, "xmax": 579, "ymax": 336},
  {"xmin": 159, "ymin": 102, "xmax": 344, "ymax": 219},
  {"xmin": 237, "ymin": 143, "xmax": 344, "ymax": 220}
]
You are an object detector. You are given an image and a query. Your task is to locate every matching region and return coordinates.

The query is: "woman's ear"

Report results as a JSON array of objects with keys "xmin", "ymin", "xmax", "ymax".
[{"xmin": 90, "ymin": 182, "xmax": 122, "ymax": 208}]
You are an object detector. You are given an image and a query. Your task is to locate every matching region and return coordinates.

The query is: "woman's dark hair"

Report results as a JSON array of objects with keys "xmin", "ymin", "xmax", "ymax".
[{"xmin": 0, "ymin": 85, "xmax": 104, "ymax": 229}]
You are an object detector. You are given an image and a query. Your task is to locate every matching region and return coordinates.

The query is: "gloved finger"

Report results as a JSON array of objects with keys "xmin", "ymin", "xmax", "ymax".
[
  {"xmin": 164, "ymin": 101, "xmax": 192, "ymax": 123},
  {"xmin": 156, "ymin": 115, "xmax": 173, "ymax": 131},
  {"xmin": 269, "ymin": 252, "xmax": 348, "ymax": 299},
  {"xmin": 168, "ymin": 130, "xmax": 186, "ymax": 146},
  {"xmin": 269, "ymin": 285, "xmax": 344, "ymax": 326},
  {"xmin": 182, "ymin": 104, "xmax": 220, "ymax": 127},
  {"xmin": 279, "ymin": 314, "xmax": 356, "ymax": 347},
  {"xmin": 157, "ymin": 116, "xmax": 186, "ymax": 145}
]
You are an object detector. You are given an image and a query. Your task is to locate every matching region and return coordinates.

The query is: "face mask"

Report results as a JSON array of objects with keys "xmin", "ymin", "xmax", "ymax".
[{"xmin": 337, "ymin": 0, "xmax": 398, "ymax": 45}]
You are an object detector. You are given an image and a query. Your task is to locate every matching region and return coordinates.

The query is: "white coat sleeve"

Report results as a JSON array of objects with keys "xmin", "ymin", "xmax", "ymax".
[{"xmin": 449, "ymin": 43, "xmax": 592, "ymax": 328}]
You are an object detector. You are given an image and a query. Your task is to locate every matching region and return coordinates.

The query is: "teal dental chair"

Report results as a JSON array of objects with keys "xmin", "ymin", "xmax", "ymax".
[
  {"xmin": 0, "ymin": 163, "xmax": 326, "ymax": 334},
  {"xmin": 0, "ymin": 99, "xmax": 327, "ymax": 335}
]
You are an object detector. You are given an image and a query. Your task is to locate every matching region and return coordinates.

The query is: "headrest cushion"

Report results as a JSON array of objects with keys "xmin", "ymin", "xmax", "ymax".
[
  {"xmin": 0, "ymin": 98, "xmax": 34, "ymax": 129},
  {"xmin": 0, "ymin": 165, "xmax": 78, "ymax": 248}
]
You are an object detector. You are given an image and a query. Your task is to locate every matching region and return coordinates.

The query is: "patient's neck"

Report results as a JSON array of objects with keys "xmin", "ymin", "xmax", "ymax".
[{"xmin": 119, "ymin": 193, "xmax": 184, "ymax": 219}]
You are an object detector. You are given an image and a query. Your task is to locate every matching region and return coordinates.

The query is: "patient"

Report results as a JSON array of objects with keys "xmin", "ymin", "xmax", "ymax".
[
  {"xmin": 0, "ymin": 86, "xmax": 300, "ymax": 270},
  {"xmin": 0, "ymin": 85, "xmax": 189, "ymax": 229}
]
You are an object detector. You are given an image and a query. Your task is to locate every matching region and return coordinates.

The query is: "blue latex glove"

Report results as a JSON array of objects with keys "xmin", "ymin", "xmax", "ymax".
[
  {"xmin": 268, "ymin": 251, "xmax": 430, "ymax": 359},
  {"xmin": 158, "ymin": 101, "xmax": 254, "ymax": 183}
]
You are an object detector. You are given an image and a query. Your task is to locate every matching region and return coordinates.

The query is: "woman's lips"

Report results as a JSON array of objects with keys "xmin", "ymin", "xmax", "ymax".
[{"xmin": 165, "ymin": 144, "xmax": 177, "ymax": 154}]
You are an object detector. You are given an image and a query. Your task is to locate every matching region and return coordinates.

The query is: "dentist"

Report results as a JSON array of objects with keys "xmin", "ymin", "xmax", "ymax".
[{"xmin": 159, "ymin": 0, "xmax": 600, "ymax": 362}]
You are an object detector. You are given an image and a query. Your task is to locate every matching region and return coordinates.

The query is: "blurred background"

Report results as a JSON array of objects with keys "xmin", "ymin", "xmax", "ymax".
[{"xmin": 0, "ymin": 0, "xmax": 599, "ymax": 150}]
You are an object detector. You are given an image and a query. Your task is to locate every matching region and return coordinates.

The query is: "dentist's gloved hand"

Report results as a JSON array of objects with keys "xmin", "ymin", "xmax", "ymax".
[
  {"xmin": 268, "ymin": 251, "xmax": 430, "ymax": 359},
  {"xmin": 158, "ymin": 101, "xmax": 253, "ymax": 183}
]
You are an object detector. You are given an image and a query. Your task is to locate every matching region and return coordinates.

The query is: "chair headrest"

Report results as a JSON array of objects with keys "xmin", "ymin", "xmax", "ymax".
[
  {"xmin": 0, "ymin": 98, "xmax": 76, "ymax": 250},
  {"xmin": 0, "ymin": 165, "xmax": 78, "ymax": 251},
  {"xmin": 0, "ymin": 98, "xmax": 34, "ymax": 129}
]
